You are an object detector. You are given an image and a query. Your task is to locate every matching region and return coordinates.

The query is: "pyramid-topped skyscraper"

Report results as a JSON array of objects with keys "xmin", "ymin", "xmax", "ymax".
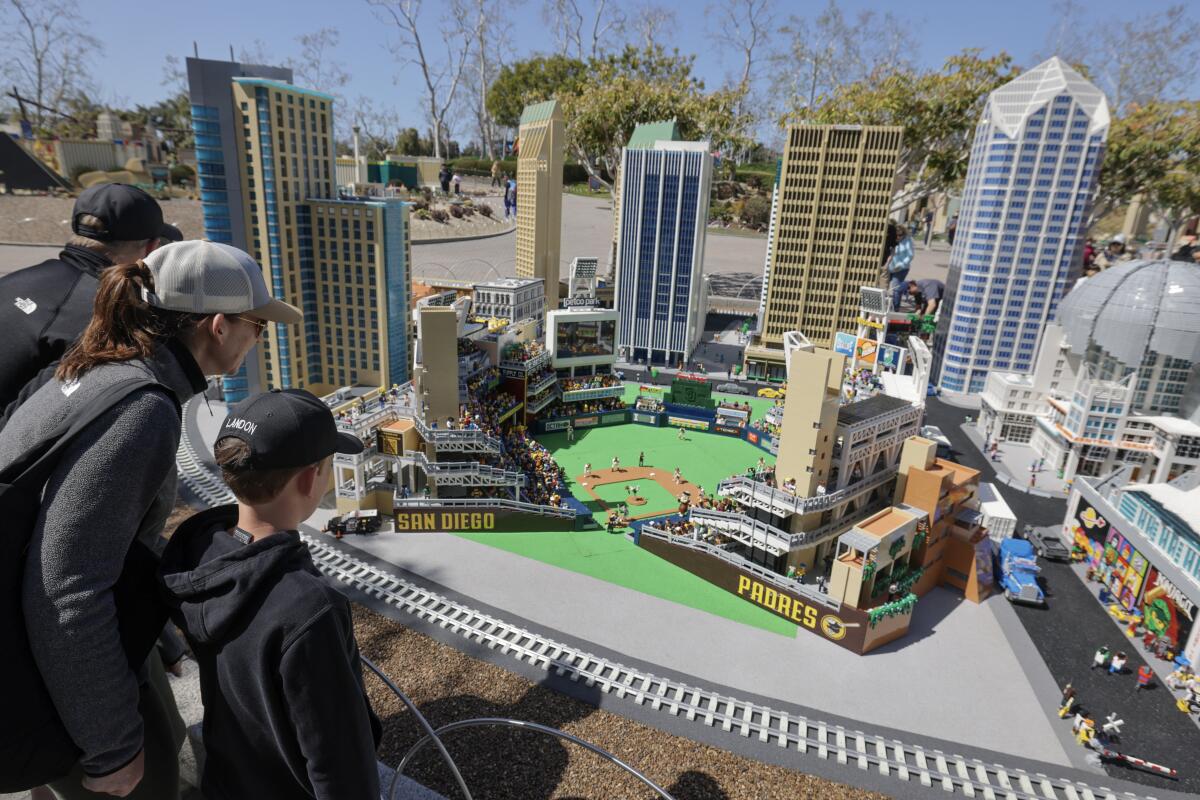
[{"xmin": 933, "ymin": 57, "xmax": 1109, "ymax": 396}]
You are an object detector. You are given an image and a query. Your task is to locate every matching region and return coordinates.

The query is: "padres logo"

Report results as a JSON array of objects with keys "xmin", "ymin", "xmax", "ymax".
[{"xmin": 820, "ymin": 614, "xmax": 849, "ymax": 641}]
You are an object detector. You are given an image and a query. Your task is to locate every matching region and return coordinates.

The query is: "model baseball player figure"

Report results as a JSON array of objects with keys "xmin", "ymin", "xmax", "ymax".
[
  {"xmin": 677, "ymin": 426, "xmax": 686, "ymax": 440},
  {"xmin": 673, "ymin": 467, "xmax": 682, "ymax": 484},
  {"xmin": 638, "ymin": 451, "xmax": 645, "ymax": 467},
  {"xmin": 583, "ymin": 462, "xmax": 592, "ymax": 477},
  {"xmin": 566, "ymin": 422, "xmax": 574, "ymax": 442},
  {"xmin": 612, "ymin": 455, "xmax": 621, "ymax": 472}
]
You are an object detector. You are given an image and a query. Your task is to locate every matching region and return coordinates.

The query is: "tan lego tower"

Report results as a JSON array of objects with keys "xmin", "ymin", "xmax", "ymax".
[
  {"xmin": 412, "ymin": 307, "xmax": 459, "ymax": 427},
  {"xmin": 775, "ymin": 347, "xmax": 845, "ymax": 496},
  {"xmin": 515, "ymin": 99, "xmax": 564, "ymax": 312},
  {"xmin": 757, "ymin": 125, "xmax": 902, "ymax": 352}
]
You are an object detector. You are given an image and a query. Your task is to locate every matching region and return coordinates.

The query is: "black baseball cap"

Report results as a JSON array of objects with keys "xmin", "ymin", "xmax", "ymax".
[
  {"xmin": 158, "ymin": 223, "xmax": 184, "ymax": 243},
  {"xmin": 218, "ymin": 389, "xmax": 363, "ymax": 470},
  {"xmin": 71, "ymin": 184, "xmax": 170, "ymax": 242}
]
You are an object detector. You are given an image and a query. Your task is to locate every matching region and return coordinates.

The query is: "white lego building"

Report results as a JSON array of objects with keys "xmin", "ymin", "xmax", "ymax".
[
  {"xmin": 980, "ymin": 259, "xmax": 1200, "ymax": 484},
  {"xmin": 472, "ymin": 277, "xmax": 545, "ymax": 323}
]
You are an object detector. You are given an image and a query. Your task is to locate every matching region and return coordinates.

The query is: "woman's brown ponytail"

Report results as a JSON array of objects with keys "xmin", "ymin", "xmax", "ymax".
[{"xmin": 57, "ymin": 261, "xmax": 206, "ymax": 382}]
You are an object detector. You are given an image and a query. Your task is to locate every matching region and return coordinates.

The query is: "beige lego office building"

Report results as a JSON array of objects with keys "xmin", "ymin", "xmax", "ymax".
[
  {"xmin": 309, "ymin": 198, "xmax": 411, "ymax": 392},
  {"xmin": 745, "ymin": 125, "xmax": 903, "ymax": 380},
  {"xmin": 232, "ymin": 77, "xmax": 335, "ymax": 392},
  {"xmin": 231, "ymin": 78, "xmax": 411, "ymax": 396},
  {"xmin": 515, "ymin": 99, "xmax": 564, "ymax": 313}
]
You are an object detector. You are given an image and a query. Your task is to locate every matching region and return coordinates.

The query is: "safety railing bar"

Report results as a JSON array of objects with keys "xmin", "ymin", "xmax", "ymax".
[{"xmin": 359, "ymin": 655, "xmax": 475, "ymax": 800}]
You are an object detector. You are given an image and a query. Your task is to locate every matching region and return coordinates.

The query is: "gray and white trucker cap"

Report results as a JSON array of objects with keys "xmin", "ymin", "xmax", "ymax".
[{"xmin": 141, "ymin": 240, "xmax": 302, "ymax": 324}]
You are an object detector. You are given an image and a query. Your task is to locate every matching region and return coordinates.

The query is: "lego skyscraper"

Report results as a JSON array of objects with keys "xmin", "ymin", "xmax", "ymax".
[
  {"xmin": 188, "ymin": 58, "xmax": 411, "ymax": 400},
  {"xmin": 515, "ymin": 99, "xmax": 564, "ymax": 312},
  {"xmin": 743, "ymin": 125, "xmax": 903, "ymax": 381},
  {"xmin": 614, "ymin": 122, "xmax": 713, "ymax": 366},
  {"xmin": 934, "ymin": 57, "xmax": 1108, "ymax": 396}
]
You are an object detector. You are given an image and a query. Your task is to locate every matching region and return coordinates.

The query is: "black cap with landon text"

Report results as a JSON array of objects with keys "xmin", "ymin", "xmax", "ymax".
[{"xmin": 219, "ymin": 389, "xmax": 363, "ymax": 470}]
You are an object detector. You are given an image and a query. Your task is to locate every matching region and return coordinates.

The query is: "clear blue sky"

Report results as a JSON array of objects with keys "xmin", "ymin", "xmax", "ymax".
[{"xmin": 86, "ymin": 0, "xmax": 1192, "ymax": 135}]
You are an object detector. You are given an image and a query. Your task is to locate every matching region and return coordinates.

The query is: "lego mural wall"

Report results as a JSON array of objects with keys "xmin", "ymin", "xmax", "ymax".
[
  {"xmin": 1140, "ymin": 568, "xmax": 1197, "ymax": 656},
  {"xmin": 1072, "ymin": 501, "xmax": 1110, "ymax": 561},
  {"xmin": 1103, "ymin": 529, "xmax": 1150, "ymax": 611}
]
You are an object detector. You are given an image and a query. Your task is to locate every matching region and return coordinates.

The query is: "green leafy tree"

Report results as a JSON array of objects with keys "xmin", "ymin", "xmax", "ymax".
[
  {"xmin": 1097, "ymin": 101, "xmax": 1200, "ymax": 239},
  {"xmin": 560, "ymin": 45, "xmax": 750, "ymax": 189},
  {"xmin": 792, "ymin": 49, "xmax": 1018, "ymax": 212},
  {"xmin": 486, "ymin": 54, "xmax": 588, "ymax": 129}
]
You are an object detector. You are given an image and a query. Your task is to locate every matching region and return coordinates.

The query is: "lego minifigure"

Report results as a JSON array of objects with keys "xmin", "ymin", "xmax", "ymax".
[
  {"xmin": 1109, "ymin": 652, "xmax": 1127, "ymax": 675},
  {"xmin": 1136, "ymin": 665, "xmax": 1153, "ymax": 691},
  {"xmin": 1091, "ymin": 646, "xmax": 1111, "ymax": 670},
  {"xmin": 1075, "ymin": 717, "xmax": 1096, "ymax": 746},
  {"xmin": 1058, "ymin": 683, "xmax": 1076, "ymax": 718}
]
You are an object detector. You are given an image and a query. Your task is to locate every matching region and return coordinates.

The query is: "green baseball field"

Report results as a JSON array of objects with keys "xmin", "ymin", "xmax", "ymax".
[{"xmin": 456, "ymin": 391, "xmax": 795, "ymax": 635}]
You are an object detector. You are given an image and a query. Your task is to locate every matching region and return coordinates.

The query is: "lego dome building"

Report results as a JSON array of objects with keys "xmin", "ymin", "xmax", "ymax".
[
  {"xmin": 1014, "ymin": 258, "xmax": 1200, "ymax": 483},
  {"xmin": 1058, "ymin": 259, "xmax": 1200, "ymax": 371}
]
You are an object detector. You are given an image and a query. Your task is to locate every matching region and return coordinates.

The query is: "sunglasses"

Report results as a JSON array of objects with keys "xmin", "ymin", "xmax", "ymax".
[{"xmin": 233, "ymin": 315, "xmax": 269, "ymax": 337}]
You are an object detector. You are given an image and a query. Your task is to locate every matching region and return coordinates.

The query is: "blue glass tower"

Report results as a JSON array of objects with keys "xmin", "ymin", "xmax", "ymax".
[
  {"xmin": 614, "ymin": 128, "xmax": 712, "ymax": 367},
  {"xmin": 934, "ymin": 58, "xmax": 1109, "ymax": 396},
  {"xmin": 186, "ymin": 57, "xmax": 293, "ymax": 401}
]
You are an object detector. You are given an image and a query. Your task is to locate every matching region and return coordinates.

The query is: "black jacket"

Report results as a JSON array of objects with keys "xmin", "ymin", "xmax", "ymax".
[
  {"xmin": 0, "ymin": 245, "xmax": 111, "ymax": 415},
  {"xmin": 160, "ymin": 506, "xmax": 382, "ymax": 800}
]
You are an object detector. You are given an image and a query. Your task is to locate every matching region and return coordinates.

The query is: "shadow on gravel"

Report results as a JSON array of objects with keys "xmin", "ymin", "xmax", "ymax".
[
  {"xmin": 375, "ymin": 677, "xmax": 605, "ymax": 800},
  {"xmin": 666, "ymin": 770, "xmax": 730, "ymax": 799}
]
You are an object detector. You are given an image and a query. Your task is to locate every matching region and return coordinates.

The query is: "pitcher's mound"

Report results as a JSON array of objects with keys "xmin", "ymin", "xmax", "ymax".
[{"xmin": 628, "ymin": 495, "xmax": 648, "ymax": 506}]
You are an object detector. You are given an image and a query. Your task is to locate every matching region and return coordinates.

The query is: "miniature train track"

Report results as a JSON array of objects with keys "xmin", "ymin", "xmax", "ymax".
[{"xmin": 175, "ymin": 401, "xmax": 1156, "ymax": 800}]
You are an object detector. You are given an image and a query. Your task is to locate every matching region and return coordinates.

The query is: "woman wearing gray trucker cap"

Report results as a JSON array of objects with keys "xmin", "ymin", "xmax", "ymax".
[{"xmin": 0, "ymin": 240, "xmax": 299, "ymax": 798}]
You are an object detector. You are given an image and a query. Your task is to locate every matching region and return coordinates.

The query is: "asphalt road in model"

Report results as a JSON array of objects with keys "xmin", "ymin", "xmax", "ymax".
[{"xmin": 926, "ymin": 398, "xmax": 1200, "ymax": 792}]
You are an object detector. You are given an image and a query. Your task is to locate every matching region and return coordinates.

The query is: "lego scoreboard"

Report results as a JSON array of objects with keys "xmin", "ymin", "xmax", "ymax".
[{"xmin": 669, "ymin": 374, "xmax": 713, "ymax": 409}]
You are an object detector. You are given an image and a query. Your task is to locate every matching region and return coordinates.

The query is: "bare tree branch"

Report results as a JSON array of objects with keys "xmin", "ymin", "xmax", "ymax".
[
  {"xmin": 1, "ymin": 0, "xmax": 101, "ymax": 132},
  {"xmin": 628, "ymin": 2, "xmax": 676, "ymax": 50},
  {"xmin": 368, "ymin": 0, "xmax": 478, "ymax": 158}
]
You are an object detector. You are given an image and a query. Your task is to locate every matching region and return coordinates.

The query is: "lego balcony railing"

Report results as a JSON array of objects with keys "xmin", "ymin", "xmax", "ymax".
[
  {"xmin": 561, "ymin": 384, "xmax": 625, "ymax": 403},
  {"xmin": 499, "ymin": 349, "xmax": 551, "ymax": 373},
  {"xmin": 717, "ymin": 469, "xmax": 893, "ymax": 517},
  {"xmin": 411, "ymin": 417, "xmax": 501, "ymax": 452},
  {"xmin": 687, "ymin": 507, "xmax": 799, "ymax": 555},
  {"xmin": 399, "ymin": 450, "xmax": 526, "ymax": 487}
]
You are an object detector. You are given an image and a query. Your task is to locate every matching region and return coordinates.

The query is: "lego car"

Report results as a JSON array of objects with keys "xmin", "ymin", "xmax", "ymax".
[
  {"xmin": 716, "ymin": 382, "xmax": 749, "ymax": 395},
  {"xmin": 998, "ymin": 538, "xmax": 1045, "ymax": 605},
  {"xmin": 1027, "ymin": 528, "xmax": 1072, "ymax": 562},
  {"xmin": 757, "ymin": 387, "xmax": 786, "ymax": 399},
  {"xmin": 324, "ymin": 509, "xmax": 381, "ymax": 537}
]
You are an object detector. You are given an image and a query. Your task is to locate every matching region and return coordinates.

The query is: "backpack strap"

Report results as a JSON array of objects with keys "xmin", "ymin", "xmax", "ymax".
[{"xmin": 0, "ymin": 378, "xmax": 174, "ymax": 492}]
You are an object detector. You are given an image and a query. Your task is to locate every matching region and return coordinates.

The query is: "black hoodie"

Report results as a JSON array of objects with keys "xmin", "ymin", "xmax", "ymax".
[{"xmin": 160, "ymin": 506, "xmax": 381, "ymax": 800}]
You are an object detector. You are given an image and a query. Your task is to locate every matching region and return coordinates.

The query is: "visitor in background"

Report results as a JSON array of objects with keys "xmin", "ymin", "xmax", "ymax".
[
  {"xmin": 886, "ymin": 225, "xmax": 914, "ymax": 311},
  {"xmin": 0, "ymin": 184, "xmax": 172, "ymax": 418}
]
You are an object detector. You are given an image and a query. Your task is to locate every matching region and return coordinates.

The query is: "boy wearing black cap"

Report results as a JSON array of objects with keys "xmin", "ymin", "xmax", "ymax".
[{"xmin": 160, "ymin": 390, "xmax": 381, "ymax": 800}]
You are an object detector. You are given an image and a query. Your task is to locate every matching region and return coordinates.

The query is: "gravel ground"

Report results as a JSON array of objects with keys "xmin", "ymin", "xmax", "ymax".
[
  {"xmin": 0, "ymin": 193, "xmax": 510, "ymax": 245},
  {"xmin": 353, "ymin": 605, "xmax": 885, "ymax": 800},
  {"xmin": 0, "ymin": 195, "xmax": 203, "ymax": 244}
]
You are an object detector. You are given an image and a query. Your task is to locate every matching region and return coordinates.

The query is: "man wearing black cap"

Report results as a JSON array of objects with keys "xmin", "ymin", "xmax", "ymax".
[
  {"xmin": 161, "ymin": 390, "xmax": 381, "ymax": 800},
  {"xmin": 0, "ymin": 184, "xmax": 175, "ymax": 414}
]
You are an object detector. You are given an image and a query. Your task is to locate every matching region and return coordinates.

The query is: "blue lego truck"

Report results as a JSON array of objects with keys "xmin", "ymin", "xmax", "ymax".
[{"xmin": 998, "ymin": 538, "xmax": 1045, "ymax": 605}]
